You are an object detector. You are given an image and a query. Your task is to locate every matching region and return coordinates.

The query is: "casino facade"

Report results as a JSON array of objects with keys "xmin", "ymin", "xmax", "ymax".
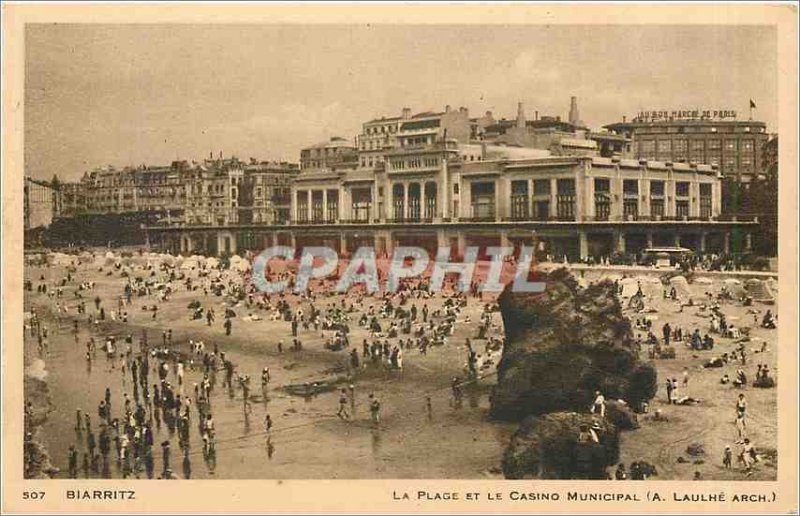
[{"xmin": 149, "ymin": 139, "xmax": 758, "ymax": 262}]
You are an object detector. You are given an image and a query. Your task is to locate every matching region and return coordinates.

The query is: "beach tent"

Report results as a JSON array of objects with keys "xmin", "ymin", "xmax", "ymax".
[{"xmin": 668, "ymin": 275, "xmax": 691, "ymax": 299}]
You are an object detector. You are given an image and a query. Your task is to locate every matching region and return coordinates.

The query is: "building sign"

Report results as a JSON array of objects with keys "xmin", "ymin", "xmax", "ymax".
[{"xmin": 635, "ymin": 110, "xmax": 737, "ymax": 122}]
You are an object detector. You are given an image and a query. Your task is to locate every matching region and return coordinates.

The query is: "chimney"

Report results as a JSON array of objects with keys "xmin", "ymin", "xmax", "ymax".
[
  {"xmin": 459, "ymin": 106, "xmax": 468, "ymax": 116},
  {"xmin": 516, "ymin": 101, "xmax": 526, "ymax": 129},
  {"xmin": 445, "ymin": 105, "xmax": 451, "ymax": 113},
  {"xmin": 569, "ymin": 96, "xmax": 580, "ymax": 126},
  {"xmin": 623, "ymin": 115, "xmax": 627, "ymax": 123},
  {"xmin": 485, "ymin": 110, "xmax": 492, "ymax": 117},
  {"xmin": 402, "ymin": 107, "xmax": 411, "ymax": 119},
  {"xmin": 535, "ymin": 110, "xmax": 539, "ymax": 121},
  {"xmin": 210, "ymin": 151, "xmax": 213, "ymax": 159}
]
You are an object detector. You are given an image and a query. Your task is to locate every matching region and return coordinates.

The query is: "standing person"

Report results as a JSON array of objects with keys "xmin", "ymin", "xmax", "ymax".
[
  {"xmin": 337, "ymin": 389, "xmax": 350, "ymax": 420},
  {"xmin": 241, "ymin": 376, "xmax": 252, "ymax": 413},
  {"xmin": 723, "ymin": 445, "xmax": 733, "ymax": 469},
  {"xmin": 67, "ymin": 445, "xmax": 78, "ymax": 479},
  {"xmin": 224, "ymin": 317, "xmax": 232, "ymax": 336},
  {"xmin": 591, "ymin": 390, "xmax": 606, "ymax": 418},
  {"xmin": 451, "ymin": 377, "xmax": 463, "ymax": 409},
  {"xmin": 81, "ymin": 452, "xmax": 90, "ymax": 478},
  {"xmin": 86, "ymin": 429, "xmax": 96, "ymax": 458},
  {"xmin": 348, "ymin": 384, "xmax": 356, "ymax": 411},
  {"xmin": 666, "ymin": 378, "xmax": 674, "ymax": 404},
  {"xmin": 426, "ymin": 396, "xmax": 433, "ymax": 421},
  {"xmin": 741, "ymin": 439, "xmax": 756, "ymax": 476},
  {"xmin": 98, "ymin": 427, "xmax": 110, "ymax": 459},
  {"xmin": 161, "ymin": 441, "xmax": 171, "ymax": 478},
  {"xmin": 368, "ymin": 394, "xmax": 381, "ymax": 426},
  {"xmin": 682, "ymin": 367, "xmax": 689, "ymax": 386},
  {"xmin": 264, "ymin": 414, "xmax": 273, "ymax": 435},
  {"xmin": 182, "ymin": 448, "xmax": 191, "ymax": 479},
  {"xmin": 735, "ymin": 394, "xmax": 748, "ymax": 443}
]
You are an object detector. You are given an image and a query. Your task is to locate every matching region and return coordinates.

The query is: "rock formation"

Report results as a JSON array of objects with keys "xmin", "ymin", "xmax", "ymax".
[
  {"xmin": 492, "ymin": 268, "xmax": 657, "ymax": 479},
  {"xmin": 491, "ymin": 268, "xmax": 656, "ymax": 421}
]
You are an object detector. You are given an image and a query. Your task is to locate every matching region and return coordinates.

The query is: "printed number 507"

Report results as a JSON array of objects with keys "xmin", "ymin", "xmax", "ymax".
[{"xmin": 23, "ymin": 491, "xmax": 45, "ymax": 500}]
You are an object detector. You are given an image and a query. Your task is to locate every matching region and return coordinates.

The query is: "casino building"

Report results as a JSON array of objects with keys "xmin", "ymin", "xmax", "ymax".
[
  {"xmin": 150, "ymin": 138, "xmax": 757, "ymax": 261},
  {"xmin": 604, "ymin": 113, "xmax": 770, "ymax": 183}
]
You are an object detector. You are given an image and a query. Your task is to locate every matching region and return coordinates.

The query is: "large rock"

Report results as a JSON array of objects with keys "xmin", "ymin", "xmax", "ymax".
[
  {"xmin": 502, "ymin": 412, "xmax": 619, "ymax": 479},
  {"xmin": 491, "ymin": 268, "xmax": 656, "ymax": 421}
]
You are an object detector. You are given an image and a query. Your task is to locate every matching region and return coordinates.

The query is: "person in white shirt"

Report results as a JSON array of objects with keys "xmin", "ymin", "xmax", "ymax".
[{"xmin": 590, "ymin": 391, "xmax": 606, "ymax": 418}]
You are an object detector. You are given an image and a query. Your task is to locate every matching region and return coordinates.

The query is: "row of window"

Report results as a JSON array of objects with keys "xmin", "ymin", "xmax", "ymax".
[
  {"xmin": 364, "ymin": 124, "xmax": 397, "ymax": 136},
  {"xmin": 639, "ymin": 138, "xmax": 757, "ymax": 153},
  {"xmin": 401, "ymin": 136, "xmax": 434, "ymax": 147},
  {"xmin": 388, "ymin": 157, "xmax": 441, "ymax": 170},
  {"xmin": 634, "ymin": 126, "xmax": 765, "ymax": 135}
]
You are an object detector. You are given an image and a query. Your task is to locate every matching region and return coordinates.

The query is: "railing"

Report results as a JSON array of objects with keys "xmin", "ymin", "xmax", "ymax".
[
  {"xmin": 386, "ymin": 218, "xmax": 434, "ymax": 224},
  {"xmin": 461, "ymin": 216, "xmax": 497, "ymax": 222}
]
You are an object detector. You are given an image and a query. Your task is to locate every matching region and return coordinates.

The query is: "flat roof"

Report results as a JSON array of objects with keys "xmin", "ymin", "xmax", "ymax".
[{"xmin": 605, "ymin": 119, "xmax": 767, "ymax": 130}]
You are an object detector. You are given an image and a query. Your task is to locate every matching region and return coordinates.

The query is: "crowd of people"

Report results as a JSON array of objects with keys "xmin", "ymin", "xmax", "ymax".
[{"xmin": 24, "ymin": 250, "xmax": 509, "ymax": 479}]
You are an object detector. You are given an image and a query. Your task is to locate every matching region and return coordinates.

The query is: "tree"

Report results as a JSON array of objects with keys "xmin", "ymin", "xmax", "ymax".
[{"xmin": 50, "ymin": 174, "xmax": 62, "ymax": 191}]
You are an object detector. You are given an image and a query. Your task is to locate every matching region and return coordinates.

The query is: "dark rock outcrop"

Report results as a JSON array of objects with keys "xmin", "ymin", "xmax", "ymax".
[
  {"xmin": 491, "ymin": 268, "xmax": 657, "ymax": 421},
  {"xmin": 502, "ymin": 412, "xmax": 619, "ymax": 479}
]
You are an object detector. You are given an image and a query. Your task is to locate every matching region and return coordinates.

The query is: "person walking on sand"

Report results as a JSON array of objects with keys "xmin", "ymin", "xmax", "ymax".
[
  {"xmin": 741, "ymin": 438, "xmax": 756, "ymax": 476},
  {"xmin": 723, "ymin": 445, "xmax": 732, "ymax": 469},
  {"xmin": 337, "ymin": 389, "xmax": 350, "ymax": 420},
  {"xmin": 369, "ymin": 394, "xmax": 381, "ymax": 425}
]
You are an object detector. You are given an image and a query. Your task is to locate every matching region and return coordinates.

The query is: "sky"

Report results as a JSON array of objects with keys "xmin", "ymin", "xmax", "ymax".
[{"xmin": 25, "ymin": 24, "xmax": 777, "ymax": 182}]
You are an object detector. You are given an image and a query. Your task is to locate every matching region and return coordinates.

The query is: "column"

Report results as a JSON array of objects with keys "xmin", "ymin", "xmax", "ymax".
[
  {"xmin": 339, "ymin": 187, "xmax": 348, "ymax": 221},
  {"xmin": 374, "ymin": 231, "xmax": 389, "ymax": 257},
  {"xmin": 614, "ymin": 230, "xmax": 626, "ymax": 253},
  {"xmin": 456, "ymin": 232, "xmax": 466, "ymax": 256},
  {"xmin": 403, "ymin": 183, "xmax": 409, "ymax": 220},
  {"xmin": 290, "ymin": 232, "xmax": 297, "ymax": 249},
  {"xmin": 440, "ymin": 159, "xmax": 450, "ymax": 219},
  {"xmin": 421, "ymin": 182, "xmax": 427, "ymax": 219},
  {"xmin": 549, "ymin": 178, "xmax": 558, "ymax": 219},
  {"xmin": 306, "ymin": 190, "xmax": 312, "ymax": 222},
  {"xmin": 339, "ymin": 233, "xmax": 347, "ymax": 255},
  {"xmin": 578, "ymin": 230, "xmax": 589, "ymax": 260},
  {"xmin": 674, "ymin": 233, "xmax": 681, "ymax": 247},
  {"xmin": 272, "ymin": 233, "xmax": 278, "ymax": 247},
  {"xmin": 322, "ymin": 189, "xmax": 329, "ymax": 222},
  {"xmin": 745, "ymin": 232, "xmax": 752, "ymax": 252},
  {"xmin": 723, "ymin": 231, "xmax": 731, "ymax": 254},
  {"xmin": 495, "ymin": 179, "xmax": 504, "ymax": 221},
  {"xmin": 646, "ymin": 231, "xmax": 654, "ymax": 249},
  {"xmin": 436, "ymin": 228, "xmax": 448, "ymax": 248},
  {"xmin": 574, "ymin": 167, "xmax": 585, "ymax": 222},
  {"xmin": 500, "ymin": 229, "xmax": 510, "ymax": 249},
  {"xmin": 386, "ymin": 230, "xmax": 395, "ymax": 255},
  {"xmin": 699, "ymin": 231, "xmax": 707, "ymax": 253}
]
